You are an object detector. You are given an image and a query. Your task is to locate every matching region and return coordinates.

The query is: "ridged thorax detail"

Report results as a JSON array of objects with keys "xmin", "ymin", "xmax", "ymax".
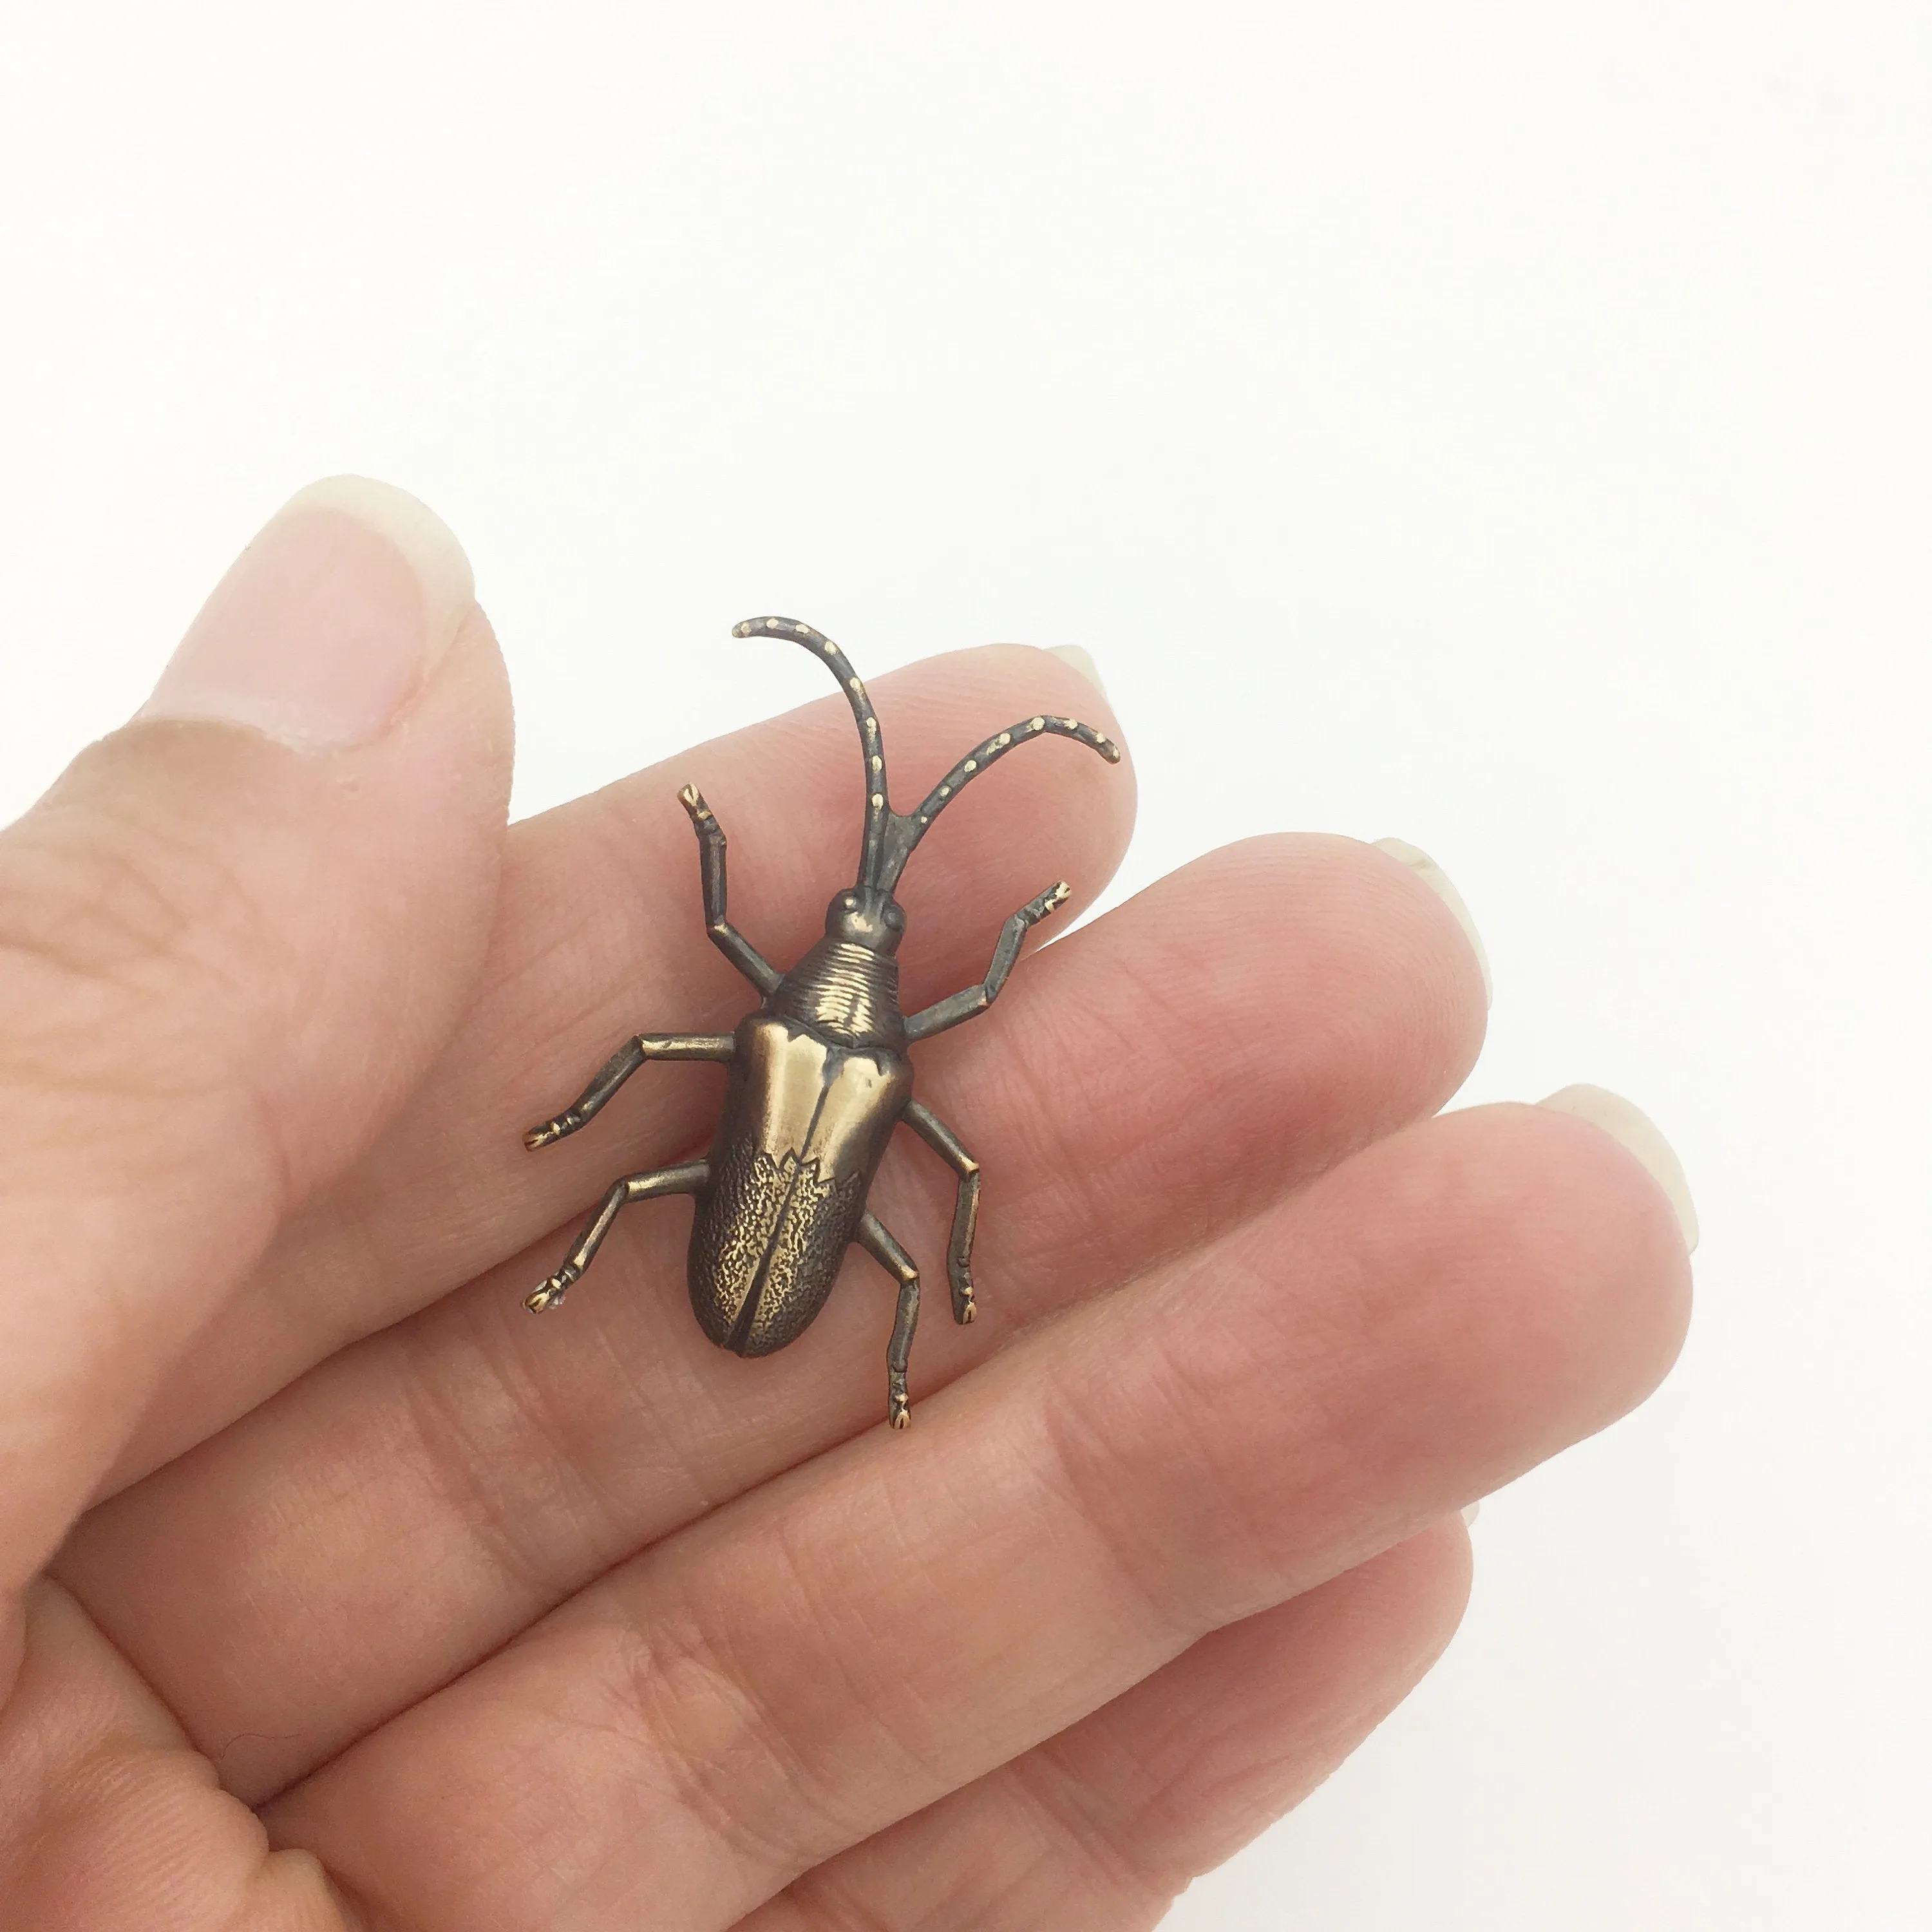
[{"xmin": 769, "ymin": 940, "xmax": 906, "ymax": 1047}]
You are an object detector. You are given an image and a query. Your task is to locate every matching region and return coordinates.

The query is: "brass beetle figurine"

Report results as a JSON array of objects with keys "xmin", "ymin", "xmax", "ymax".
[{"xmin": 524, "ymin": 617, "xmax": 1120, "ymax": 1428}]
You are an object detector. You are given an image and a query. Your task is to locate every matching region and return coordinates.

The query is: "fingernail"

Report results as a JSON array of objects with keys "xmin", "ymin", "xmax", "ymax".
[
  {"xmin": 141, "ymin": 475, "xmax": 475, "ymax": 751},
  {"xmin": 1374, "ymin": 838, "xmax": 1493, "ymax": 1006},
  {"xmin": 1047, "ymin": 645, "xmax": 1107, "ymax": 697},
  {"xmin": 1460, "ymin": 1501, "xmax": 1482, "ymax": 1527},
  {"xmin": 1537, "ymin": 1084, "xmax": 1700, "ymax": 1252}
]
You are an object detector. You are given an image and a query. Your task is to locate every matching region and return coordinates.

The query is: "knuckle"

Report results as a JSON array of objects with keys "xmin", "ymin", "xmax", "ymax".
[
  {"xmin": 1010, "ymin": 1747, "xmax": 1191, "ymax": 1917},
  {"xmin": 614, "ymin": 1607, "xmax": 857, "ymax": 1878},
  {"xmin": 1034, "ymin": 1367, "xmax": 1236, "ymax": 1645},
  {"xmin": 0, "ymin": 790, "xmax": 278, "ymax": 1095}
]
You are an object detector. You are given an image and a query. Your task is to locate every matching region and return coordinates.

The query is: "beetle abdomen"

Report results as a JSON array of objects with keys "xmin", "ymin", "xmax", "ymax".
[
  {"xmin": 687, "ymin": 1013, "xmax": 911, "ymax": 1358},
  {"xmin": 691, "ymin": 1138, "xmax": 864, "ymax": 1355}
]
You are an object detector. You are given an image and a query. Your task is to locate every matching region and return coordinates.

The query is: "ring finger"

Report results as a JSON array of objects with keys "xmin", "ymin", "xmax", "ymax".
[
  {"xmin": 58, "ymin": 833, "xmax": 1488, "ymax": 1801},
  {"xmin": 262, "ymin": 1098, "xmax": 1690, "ymax": 1931}
]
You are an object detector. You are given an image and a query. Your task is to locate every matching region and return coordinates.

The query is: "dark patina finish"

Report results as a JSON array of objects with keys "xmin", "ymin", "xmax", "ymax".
[{"xmin": 524, "ymin": 617, "xmax": 1120, "ymax": 1427}]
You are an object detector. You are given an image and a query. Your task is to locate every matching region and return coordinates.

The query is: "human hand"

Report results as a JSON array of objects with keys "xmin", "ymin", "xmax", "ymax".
[{"xmin": 0, "ymin": 480, "xmax": 1692, "ymax": 1929}]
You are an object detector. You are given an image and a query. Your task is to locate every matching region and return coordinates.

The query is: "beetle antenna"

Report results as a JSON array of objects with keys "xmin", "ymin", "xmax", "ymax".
[
  {"xmin": 873, "ymin": 708, "xmax": 1121, "ymax": 893},
  {"xmin": 732, "ymin": 616, "xmax": 894, "ymax": 886},
  {"xmin": 730, "ymin": 617, "xmax": 1122, "ymax": 894}
]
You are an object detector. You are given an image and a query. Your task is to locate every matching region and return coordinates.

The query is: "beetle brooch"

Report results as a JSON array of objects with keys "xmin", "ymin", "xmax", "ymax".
[{"xmin": 522, "ymin": 616, "xmax": 1121, "ymax": 1428}]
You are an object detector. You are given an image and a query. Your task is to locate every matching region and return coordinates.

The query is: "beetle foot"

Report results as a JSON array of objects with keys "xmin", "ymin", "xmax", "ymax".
[
  {"xmin": 526, "ymin": 1265, "xmax": 579, "ymax": 1312},
  {"xmin": 524, "ymin": 1115, "xmax": 573, "ymax": 1151},
  {"xmin": 1024, "ymin": 880, "xmax": 1072, "ymax": 924},
  {"xmin": 887, "ymin": 1379, "xmax": 910, "ymax": 1429},
  {"xmin": 952, "ymin": 1283, "xmax": 977, "ymax": 1325}
]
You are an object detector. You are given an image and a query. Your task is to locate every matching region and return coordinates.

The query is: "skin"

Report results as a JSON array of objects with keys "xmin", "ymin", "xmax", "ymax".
[{"xmin": 0, "ymin": 565, "xmax": 1691, "ymax": 1929}]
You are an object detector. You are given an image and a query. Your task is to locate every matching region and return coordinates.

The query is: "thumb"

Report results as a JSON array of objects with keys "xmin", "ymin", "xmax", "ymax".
[{"xmin": 0, "ymin": 477, "xmax": 513, "ymax": 1643}]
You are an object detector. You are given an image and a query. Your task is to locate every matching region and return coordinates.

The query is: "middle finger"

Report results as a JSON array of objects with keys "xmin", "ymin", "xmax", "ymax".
[{"xmin": 58, "ymin": 834, "xmax": 1485, "ymax": 1801}]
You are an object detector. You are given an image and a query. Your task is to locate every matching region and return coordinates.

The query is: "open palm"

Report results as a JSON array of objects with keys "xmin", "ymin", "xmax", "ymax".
[{"xmin": 0, "ymin": 480, "xmax": 1690, "ymax": 1931}]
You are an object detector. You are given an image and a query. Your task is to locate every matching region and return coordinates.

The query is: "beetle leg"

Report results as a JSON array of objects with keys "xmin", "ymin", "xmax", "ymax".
[
  {"xmin": 857, "ymin": 1213, "xmax": 922, "ymax": 1430},
  {"xmin": 902, "ymin": 880, "xmax": 1072, "ymax": 1043},
  {"xmin": 902, "ymin": 1101, "xmax": 980, "ymax": 1325},
  {"xmin": 526, "ymin": 1160, "xmax": 709, "ymax": 1312},
  {"xmin": 678, "ymin": 785, "xmax": 782, "ymax": 996},
  {"xmin": 524, "ymin": 1034, "xmax": 734, "ymax": 1149}
]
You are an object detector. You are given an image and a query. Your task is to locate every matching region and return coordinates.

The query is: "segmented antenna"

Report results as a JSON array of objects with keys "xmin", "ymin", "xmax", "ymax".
[
  {"xmin": 873, "ymin": 711, "xmax": 1120, "ymax": 891},
  {"xmin": 733, "ymin": 616, "xmax": 891, "ymax": 885},
  {"xmin": 731, "ymin": 616, "xmax": 1121, "ymax": 893}
]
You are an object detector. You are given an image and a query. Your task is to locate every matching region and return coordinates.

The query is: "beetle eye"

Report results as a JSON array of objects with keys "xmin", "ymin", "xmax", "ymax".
[
  {"xmin": 842, "ymin": 895, "xmax": 859, "ymax": 911},
  {"xmin": 886, "ymin": 905, "xmax": 904, "ymax": 928}
]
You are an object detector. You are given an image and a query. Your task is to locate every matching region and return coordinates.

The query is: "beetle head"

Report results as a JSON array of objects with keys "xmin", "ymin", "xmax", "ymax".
[{"xmin": 825, "ymin": 884, "xmax": 906, "ymax": 954}]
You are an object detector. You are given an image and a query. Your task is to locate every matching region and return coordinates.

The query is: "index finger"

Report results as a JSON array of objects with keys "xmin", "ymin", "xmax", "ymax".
[{"xmin": 107, "ymin": 643, "xmax": 1133, "ymax": 1489}]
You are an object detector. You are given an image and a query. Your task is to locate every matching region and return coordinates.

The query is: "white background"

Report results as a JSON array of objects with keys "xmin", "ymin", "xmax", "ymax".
[{"xmin": 1, "ymin": 3, "xmax": 1926, "ymax": 1926}]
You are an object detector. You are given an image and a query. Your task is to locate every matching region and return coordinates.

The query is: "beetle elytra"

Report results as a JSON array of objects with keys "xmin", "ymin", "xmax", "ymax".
[{"xmin": 523, "ymin": 616, "xmax": 1121, "ymax": 1428}]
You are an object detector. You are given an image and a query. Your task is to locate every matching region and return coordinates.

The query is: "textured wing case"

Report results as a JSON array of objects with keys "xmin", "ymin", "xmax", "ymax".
[
  {"xmin": 688, "ymin": 1015, "xmax": 911, "ymax": 1356},
  {"xmin": 694, "ymin": 1139, "xmax": 863, "ymax": 1354}
]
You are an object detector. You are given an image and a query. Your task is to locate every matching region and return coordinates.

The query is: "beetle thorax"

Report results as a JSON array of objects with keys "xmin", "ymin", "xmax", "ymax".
[
  {"xmin": 770, "ymin": 939, "xmax": 905, "ymax": 1047},
  {"xmin": 768, "ymin": 887, "xmax": 908, "ymax": 1044}
]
